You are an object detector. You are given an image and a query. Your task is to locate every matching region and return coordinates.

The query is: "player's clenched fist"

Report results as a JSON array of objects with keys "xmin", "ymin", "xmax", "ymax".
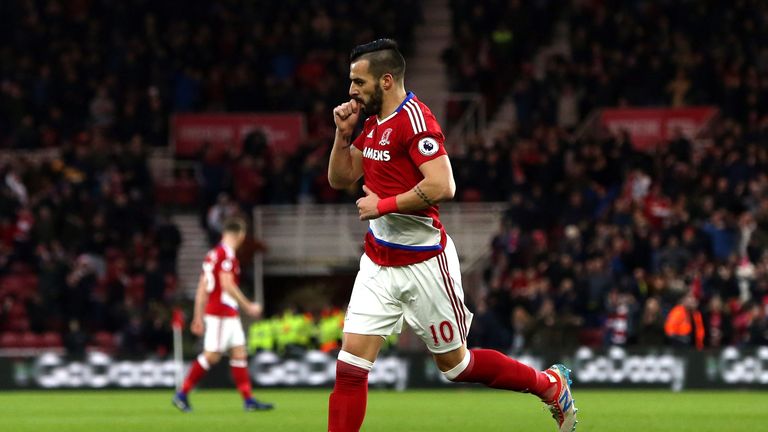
[
  {"xmin": 333, "ymin": 99, "xmax": 360, "ymax": 136},
  {"xmin": 356, "ymin": 184, "xmax": 381, "ymax": 221},
  {"xmin": 245, "ymin": 302, "xmax": 263, "ymax": 318},
  {"xmin": 190, "ymin": 317, "xmax": 204, "ymax": 336}
]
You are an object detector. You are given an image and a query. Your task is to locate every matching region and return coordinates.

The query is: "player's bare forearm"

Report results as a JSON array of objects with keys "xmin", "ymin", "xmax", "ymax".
[
  {"xmin": 405, "ymin": 156, "xmax": 456, "ymax": 209},
  {"xmin": 193, "ymin": 275, "xmax": 208, "ymax": 321},
  {"xmin": 220, "ymin": 273, "xmax": 253, "ymax": 309},
  {"xmin": 328, "ymin": 130, "xmax": 362, "ymax": 189},
  {"xmin": 397, "ymin": 178, "xmax": 454, "ymax": 211},
  {"xmin": 356, "ymin": 156, "xmax": 456, "ymax": 220}
]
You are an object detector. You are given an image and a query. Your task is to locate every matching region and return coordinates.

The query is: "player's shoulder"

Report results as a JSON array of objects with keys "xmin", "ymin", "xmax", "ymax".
[
  {"xmin": 398, "ymin": 94, "xmax": 442, "ymax": 137},
  {"xmin": 205, "ymin": 245, "xmax": 225, "ymax": 261}
]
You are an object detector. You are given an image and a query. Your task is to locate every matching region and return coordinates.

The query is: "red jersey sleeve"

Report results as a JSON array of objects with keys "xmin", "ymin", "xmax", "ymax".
[
  {"xmin": 407, "ymin": 131, "xmax": 448, "ymax": 167},
  {"xmin": 220, "ymin": 257, "xmax": 235, "ymax": 273}
]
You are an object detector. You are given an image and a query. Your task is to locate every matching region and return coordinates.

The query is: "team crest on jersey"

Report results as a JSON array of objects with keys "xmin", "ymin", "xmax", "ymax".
[
  {"xmin": 418, "ymin": 137, "xmax": 439, "ymax": 156},
  {"xmin": 379, "ymin": 128, "xmax": 392, "ymax": 146}
]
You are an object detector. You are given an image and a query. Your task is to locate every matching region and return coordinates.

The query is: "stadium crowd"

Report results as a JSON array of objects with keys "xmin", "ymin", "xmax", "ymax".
[
  {"xmin": 0, "ymin": 133, "xmax": 182, "ymax": 357},
  {"xmin": 2, "ymin": 0, "xmax": 768, "ymax": 357},
  {"xmin": 452, "ymin": 0, "xmax": 768, "ymax": 351},
  {"xmin": 0, "ymin": 0, "xmax": 422, "ymax": 356},
  {"xmin": 445, "ymin": 0, "xmax": 768, "ymax": 129}
]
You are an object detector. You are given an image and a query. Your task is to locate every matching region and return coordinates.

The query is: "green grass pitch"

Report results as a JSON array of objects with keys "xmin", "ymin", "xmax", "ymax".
[{"xmin": 1, "ymin": 388, "xmax": 766, "ymax": 431}]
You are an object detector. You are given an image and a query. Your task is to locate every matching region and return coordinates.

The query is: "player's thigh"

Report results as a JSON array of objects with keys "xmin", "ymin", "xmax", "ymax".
[
  {"xmin": 340, "ymin": 333, "xmax": 385, "ymax": 363},
  {"xmin": 401, "ymin": 244, "xmax": 472, "ymax": 354},
  {"xmin": 344, "ymin": 254, "xmax": 403, "ymax": 340},
  {"xmin": 203, "ymin": 315, "xmax": 228, "ymax": 353},
  {"xmin": 219, "ymin": 317, "xmax": 246, "ymax": 352}
]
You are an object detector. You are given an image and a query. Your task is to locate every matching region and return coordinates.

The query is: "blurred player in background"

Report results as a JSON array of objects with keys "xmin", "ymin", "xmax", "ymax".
[
  {"xmin": 172, "ymin": 217, "xmax": 274, "ymax": 412},
  {"xmin": 326, "ymin": 39, "xmax": 578, "ymax": 432}
]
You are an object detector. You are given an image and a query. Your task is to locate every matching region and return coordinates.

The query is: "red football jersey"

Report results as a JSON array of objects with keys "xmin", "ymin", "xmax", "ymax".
[
  {"xmin": 352, "ymin": 92, "xmax": 449, "ymax": 266},
  {"xmin": 201, "ymin": 243, "xmax": 240, "ymax": 317}
]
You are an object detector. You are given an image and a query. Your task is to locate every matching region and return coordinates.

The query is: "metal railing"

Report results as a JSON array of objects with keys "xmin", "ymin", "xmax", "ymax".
[
  {"xmin": 252, "ymin": 202, "xmax": 506, "ymax": 304},
  {"xmin": 435, "ymin": 92, "xmax": 486, "ymax": 155}
]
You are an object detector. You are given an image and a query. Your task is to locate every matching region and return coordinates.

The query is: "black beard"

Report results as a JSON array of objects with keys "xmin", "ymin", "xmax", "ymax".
[{"xmin": 363, "ymin": 85, "xmax": 384, "ymax": 116}]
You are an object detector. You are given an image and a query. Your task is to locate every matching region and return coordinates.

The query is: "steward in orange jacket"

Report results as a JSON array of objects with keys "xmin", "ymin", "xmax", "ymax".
[{"xmin": 665, "ymin": 293, "xmax": 705, "ymax": 350}]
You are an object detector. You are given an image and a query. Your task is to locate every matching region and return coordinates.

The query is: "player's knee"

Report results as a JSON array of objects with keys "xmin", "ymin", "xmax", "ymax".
[
  {"xmin": 335, "ymin": 350, "xmax": 373, "ymax": 386},
  {"xmin": 441, "ymin": 349, "xmax": 472, "ymax": 382},
  {"xmin": 203, "ymin": 352, "xmax": 222, "ymax": 366}
]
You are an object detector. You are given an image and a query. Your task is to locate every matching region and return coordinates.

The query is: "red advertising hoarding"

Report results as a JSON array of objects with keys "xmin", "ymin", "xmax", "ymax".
[
  {"xmin": 599, "ymin": 107, "xmax": 718, "ymax": 150},
  {"xmin": 171, "ymin": 113, "xmax": 305, "ymax": 157}
]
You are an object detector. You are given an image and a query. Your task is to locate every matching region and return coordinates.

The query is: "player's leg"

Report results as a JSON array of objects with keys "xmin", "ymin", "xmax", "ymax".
[
  {"xmin": 228, "ymin": 319, "xmax": 274, "ymax": 411},
  {"xmin": 173, "ymin": 351, "xmax": 221, "ymax": 411},
  {"xmin": 328, "ymin": 333, "xmax": 384, "ymax": 432},
  {"xmin": 329, "ymin": 254, "xmax": 400, "ymax": 432},
  {"xmin": 173, "ymin": 315, "xmax": 224, "ymax": 412},
  {"xmin": 436, "ymin": 346, "xmax": 577, "ymax": 432},
  {"xmin": 434, "ymin": 345, "xmax": 555, "ymax": 396},
  {"xmin": 426, "ymin": 238, "xmax": 578, "ymax": 431}
]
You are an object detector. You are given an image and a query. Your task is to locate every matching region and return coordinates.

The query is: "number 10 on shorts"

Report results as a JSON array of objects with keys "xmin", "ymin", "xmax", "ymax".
[{"xmin": 429, "ymin": 321, "xmax": 455, "ymax": 346}]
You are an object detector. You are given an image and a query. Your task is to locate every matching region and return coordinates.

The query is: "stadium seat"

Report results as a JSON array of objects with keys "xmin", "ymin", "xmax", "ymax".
[
  {"xmin": 173, "ymin": 177, "xmax": 199, "ymax": 206},
  {"xmin": 126, "ymin": 276, "xmax": 146, "ymax": 304},
  {"xmin": 40, "ymin": 332, "xmax": 63, "ymax": 348},
  {"xmin": 0, "ymin": 275, "xmax": 24, "ymax": 295},
  {"xmin": 578, "ymin": 328, "xmax": 605, "ymax": 347},
  {"xmin": 163, "ymin": 274, "xmax": 178, "ymax": 297},
  {"xmin": 92, "ymin": 331, "xmax": 116, "ymax": 352},
  {"xmin": 0, "ymin": 274, "xmax": 38, "ymax": 300},
  {"xmin": 461, "ymin": 188, "xmax": 483, "ymax": 202},
  {"xmin": 0, "ymin": 332, "xmax": 19, "ymax": 348},
  {"xmin": 3, "ymin": 302, "xmax": 30, "ymax": 332},
  {"xmin": 154, "ymin": 182, "xmax": 175, "ymax": 205},
  {"xmin": 19, "ymin": 332, "xmax": 39, "ymax": 348}
]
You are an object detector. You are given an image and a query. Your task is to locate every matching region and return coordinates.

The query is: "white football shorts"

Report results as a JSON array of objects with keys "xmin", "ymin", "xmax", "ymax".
[
  {"xmin": 344, "ymin": 236, "xmax": 473, "ymax": 354},
  {"xmin": 203, "ymin": 315, "xmax": 246, "ymax": 353}
]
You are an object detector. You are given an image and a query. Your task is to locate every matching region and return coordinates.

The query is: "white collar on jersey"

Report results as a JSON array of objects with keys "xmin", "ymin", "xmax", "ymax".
[
  {"xmin": 220, "ymin": 242, "xmax": 235, "ymax": 258},
  {"xmin": 377, "ymin": 91, "xmax": 415, "ymax": 125}
]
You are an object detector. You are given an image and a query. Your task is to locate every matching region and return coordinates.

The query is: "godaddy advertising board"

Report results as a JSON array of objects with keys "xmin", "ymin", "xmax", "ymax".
[{"xmin": 1, "ymin": 347, "xmax": 766, "ymax": 390}]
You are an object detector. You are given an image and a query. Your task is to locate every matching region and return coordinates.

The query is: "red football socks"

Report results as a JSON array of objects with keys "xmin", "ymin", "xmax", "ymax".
[
  {"xmin": 181, "ymin": 357, "xmax": 209, "ymax": 394},
  {"xmin": 328, "ymin": 360, "xmax": 370, "ymax": 432},
  {"xmin": 454, "ymin": 349, "xmax": 557, "ymax": 401},
  {"xmin": 230, "ymin": 360, "xmax": 253, "ymax": 400}
]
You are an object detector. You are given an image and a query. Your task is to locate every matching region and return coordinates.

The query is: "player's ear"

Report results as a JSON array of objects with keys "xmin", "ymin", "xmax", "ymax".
[{"xmin": 381, "ymin": 73, "xmax": 393, "ymax": 90}]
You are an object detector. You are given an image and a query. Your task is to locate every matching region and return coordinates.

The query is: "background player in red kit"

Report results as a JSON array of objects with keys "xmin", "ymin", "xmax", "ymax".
[
  {"xmin": 172, "ymin": 217, "xmax": 273, "ymax": 412},
  {"xmin": 327, "ymin": 39, "xmax": 578, "ymax": 432}
]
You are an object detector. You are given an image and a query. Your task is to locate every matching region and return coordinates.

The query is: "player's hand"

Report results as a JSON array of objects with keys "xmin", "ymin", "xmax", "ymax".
[
  {"xmin": 333, "ymin": 99, "xmax": 360, "ymax": 137},
  {"xmin": 356, "ymin": 185, "xmax": 380, "ymax": 221},
  {"xmin": 190, "ymin": 317, "xmax": 204, "ymax": 336},
  {"xmin": 245, "ymin": 302, "xmax": 263, "ymax": 318}
]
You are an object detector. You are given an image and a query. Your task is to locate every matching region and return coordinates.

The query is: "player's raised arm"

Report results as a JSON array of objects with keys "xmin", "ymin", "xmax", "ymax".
[
  {"xmin": 328, "ymin": 99, "xmax": 364, "ymax": 189},
  {"xmin": 219, "ymin": 271, "xmax": 262, "ymax": 317},
  {"xmin": 356, "ymin": 155, "xmax": 455, "ymax": 220}
]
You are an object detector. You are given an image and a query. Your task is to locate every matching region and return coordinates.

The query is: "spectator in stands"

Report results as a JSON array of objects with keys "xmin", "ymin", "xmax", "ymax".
[
  {"xmin": 637, "ymin": 297, "xmax": 666, "ymax": 346},
  {"xmin": 745, "ymin": 302, "xmax": 768, "ymax": 346},
  {"xmin": 154, "ymin": 213, "xmax": 182, "ymax": 275},
  {"xmin": 665, "ymin": 293, "xmax": 705, "ymax": 350},
  {"xmin": 702, "ymin": 296, "xmax": 732, "ymax": 348},
  {"xmin": 64, "ymin": 319, "xmax": 88, "ymax": 359},
  {"xmin": 468, "ymin": 298, "xmax": 511, "ymax": 352},
  {"xmin": 206, "ymin": 193, "xmax": 239, "ymax": 246}
]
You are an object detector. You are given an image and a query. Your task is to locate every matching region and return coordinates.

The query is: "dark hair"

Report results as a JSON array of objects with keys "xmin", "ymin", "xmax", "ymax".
[
  {"xmin": 350, "ymin": 38, "xmax": 405, "ymax": 81},
  {"xmin": 222, "ymin": 216, "xmax": 247, "ymax": 234}
]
